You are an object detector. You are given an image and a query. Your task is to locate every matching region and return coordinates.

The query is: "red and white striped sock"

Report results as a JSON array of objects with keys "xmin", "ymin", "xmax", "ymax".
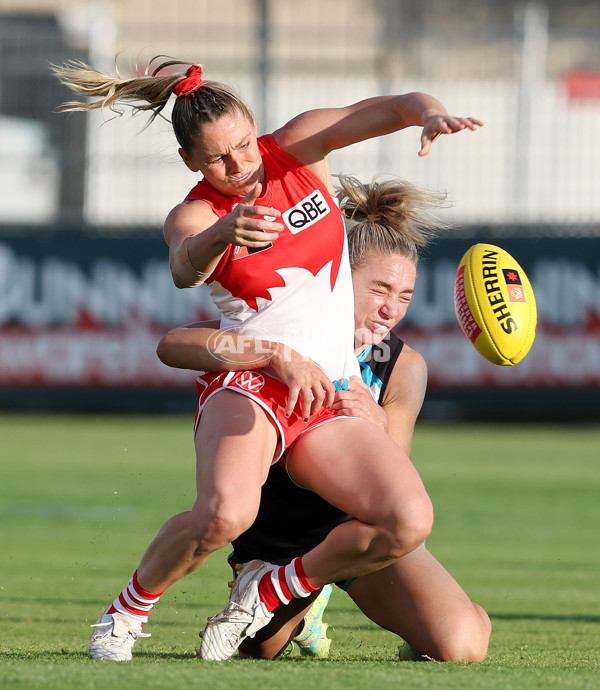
[
  {"xmin": 258, "ymin": 556, "xmax": 320, "ymax": 613},
  {"xmin": 107, "ymin": 571, "xmax": 165, "ymax": 624}
]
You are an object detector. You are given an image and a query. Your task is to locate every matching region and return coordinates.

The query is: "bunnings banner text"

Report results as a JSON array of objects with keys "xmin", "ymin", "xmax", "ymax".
[{"xmin": 1, "ymin": 229, "xmax": 598, "ymax": 415}]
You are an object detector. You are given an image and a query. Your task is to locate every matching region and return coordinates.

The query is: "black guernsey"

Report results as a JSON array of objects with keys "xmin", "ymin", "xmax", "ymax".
[{"xmin": 231, "ymin": 332, "xmax": 404, "ymax": 565}]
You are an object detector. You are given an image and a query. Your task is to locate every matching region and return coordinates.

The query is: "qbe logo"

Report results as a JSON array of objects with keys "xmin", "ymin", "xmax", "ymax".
[
  {"xmin": 283, "ymin": 190, "xmax": 330, "ymax": 234},
  {"xmin": 236, "ymin": 371, "xmax": 265, "ymax": 392}
]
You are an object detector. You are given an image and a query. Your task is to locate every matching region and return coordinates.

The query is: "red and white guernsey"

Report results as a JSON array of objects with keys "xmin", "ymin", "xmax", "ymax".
[{"xmin": 185, "ymin": 134, "xmax": 360, "ymax": 381}]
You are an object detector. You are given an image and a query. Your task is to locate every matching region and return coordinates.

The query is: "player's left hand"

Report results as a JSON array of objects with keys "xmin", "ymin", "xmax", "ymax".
[
  {"xmin": 419, "ymin": 114, "xmax": 484, "ymax": 157},
  {"xmin": 330, "ymin": 375, "xmax": 388, "ymax": 431}
]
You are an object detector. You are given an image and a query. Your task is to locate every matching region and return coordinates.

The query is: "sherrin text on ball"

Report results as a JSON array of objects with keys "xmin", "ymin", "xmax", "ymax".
[{"xmin": 454, "ymin": 243, "xmax": 537, "ymax": 365}]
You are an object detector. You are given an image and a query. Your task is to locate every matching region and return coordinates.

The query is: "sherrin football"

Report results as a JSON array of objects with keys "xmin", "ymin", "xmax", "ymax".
[{"xmin": 454, "ymin": 243, "xmax": 537, "ymax": 366}]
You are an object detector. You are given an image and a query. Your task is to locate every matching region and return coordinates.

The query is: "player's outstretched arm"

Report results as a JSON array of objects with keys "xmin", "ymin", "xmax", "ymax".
[{"xmin": 274, "ymin": 92, "xmax": 483, "ymax": 166}]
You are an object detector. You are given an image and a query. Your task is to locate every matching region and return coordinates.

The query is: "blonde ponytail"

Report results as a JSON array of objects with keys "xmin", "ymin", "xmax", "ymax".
[
  {"xmin": 51, "ymin": 56, "xmax": 254, "ymax": 153},
  {"xmin": 51, "ymin": 58, "xmax": 185, "ymax": 120},
  {"xmin": 335, "ymin": 174, "xmax": 449, "ymax": 269}
]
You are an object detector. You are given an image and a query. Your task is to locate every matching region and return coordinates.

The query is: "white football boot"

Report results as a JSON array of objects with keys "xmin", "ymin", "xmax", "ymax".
[
  {"xmin": 200, "ymin": 559, "xmax": 274, "ymax": 661},
  {"xmin": 88, "ymin": 611, "xmax": 150, "ymax": 661}
]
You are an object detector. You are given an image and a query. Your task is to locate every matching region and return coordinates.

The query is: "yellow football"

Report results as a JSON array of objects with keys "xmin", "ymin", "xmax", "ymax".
[{"xmin": 454, "ymin": 243, "xmax": 537, "ymax": 365}]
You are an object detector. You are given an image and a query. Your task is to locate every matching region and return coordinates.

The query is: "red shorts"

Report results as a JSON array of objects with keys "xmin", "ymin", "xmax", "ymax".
[{"xmin": 194, "ymin": 370, "xmax": 343, "ymax": 463}]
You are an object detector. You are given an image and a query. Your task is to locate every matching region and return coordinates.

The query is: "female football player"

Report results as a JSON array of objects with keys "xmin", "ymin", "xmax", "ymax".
[
  {"xmin": 54, "ymin": 58, "xmax": 482, "ymax": 661},
  {"xmin": 157, "ymin": 173, "xmax": 491, "ymax": 662}
]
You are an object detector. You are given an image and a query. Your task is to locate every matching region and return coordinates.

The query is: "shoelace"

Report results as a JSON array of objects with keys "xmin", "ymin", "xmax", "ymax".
[
  {"xmin": 209, "ymin": 601, "xmax": 254, "ymax": 625},
  {"xmin": 90, "ymin": 620, "xmax": 151, "ymax": 640}
]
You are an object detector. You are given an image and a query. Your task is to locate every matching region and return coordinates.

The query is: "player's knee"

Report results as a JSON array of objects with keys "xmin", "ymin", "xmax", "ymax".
[
  {"xmin": 191, "ymin": 504, "xmax": 256, "ymax": 554},
  {"xmin": 386, "ymin": 497, "xmax": 433, "ymax": 558},
  {"xmin": 431, "ymin": 610, "xmax": 491, "ymax": 662},
  {"xmin": 434, "ymin": 631, "xmax": 489, "ymax": 663}
]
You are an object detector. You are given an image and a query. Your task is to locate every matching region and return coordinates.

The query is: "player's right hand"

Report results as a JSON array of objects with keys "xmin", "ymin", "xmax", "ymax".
[
  {"xmin": 218, "ymin": 183, "xmax": 283, "ymax": 248},
  {"xmin": 331, "ymin": 375, "xmax": 388, "ymax": 431}
]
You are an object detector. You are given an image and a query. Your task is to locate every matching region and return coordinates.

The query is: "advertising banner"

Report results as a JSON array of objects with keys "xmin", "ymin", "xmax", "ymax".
[{"xmin": 1, "ymin": 229, "xmax": 598, "ymax": 415}]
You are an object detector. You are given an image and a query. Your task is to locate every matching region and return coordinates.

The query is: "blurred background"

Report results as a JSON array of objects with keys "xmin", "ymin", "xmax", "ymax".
[{"xmin": 0, "ymin": 0, "xmax": 598, "ymax": 420}]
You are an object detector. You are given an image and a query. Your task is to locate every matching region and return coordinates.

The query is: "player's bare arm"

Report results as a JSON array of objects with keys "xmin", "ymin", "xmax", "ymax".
[
  {"xmin": 164, "ymin": 184, "xmax": 283, "ymax": 289},
  {"xmin": 164, "ymin": 199, "xmax": 227, "ymax": 288},
  {"xmin": 157, "ymin": 324, "xmax": 336, "ymax": 419},
  {"xmin": 379, "ymin": 345, "xmax": 428, "ymax": 454},
  {"xmin": 273, "ymin": 93, "xmax": 483, "ymax": 172}
]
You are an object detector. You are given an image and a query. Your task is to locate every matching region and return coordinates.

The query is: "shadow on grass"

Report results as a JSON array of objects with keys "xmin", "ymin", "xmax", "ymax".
[
  {"xmin": 2, "ymin": 650, "xmax": 370, "ymax": 664},
  {"xmin": 489, "ymin": 612, "xmax": 600, "ymax": 623}
]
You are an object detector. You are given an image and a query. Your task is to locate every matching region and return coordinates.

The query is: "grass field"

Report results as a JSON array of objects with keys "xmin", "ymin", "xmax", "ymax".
[{"xmin": 1, "ymin": 414, "xmax": 599, "ymax": 689}]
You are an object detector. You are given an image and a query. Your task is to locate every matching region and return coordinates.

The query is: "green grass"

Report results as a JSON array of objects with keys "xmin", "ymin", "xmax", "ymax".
[{"xmin": 1, "ymin": 415, "xmax": 599, "ymax": 689}]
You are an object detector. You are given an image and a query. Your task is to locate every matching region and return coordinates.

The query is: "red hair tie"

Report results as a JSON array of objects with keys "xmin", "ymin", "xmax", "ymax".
[{"xmin": 173, "ymin": 65, "xmax": 203, "ymax": 97}]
